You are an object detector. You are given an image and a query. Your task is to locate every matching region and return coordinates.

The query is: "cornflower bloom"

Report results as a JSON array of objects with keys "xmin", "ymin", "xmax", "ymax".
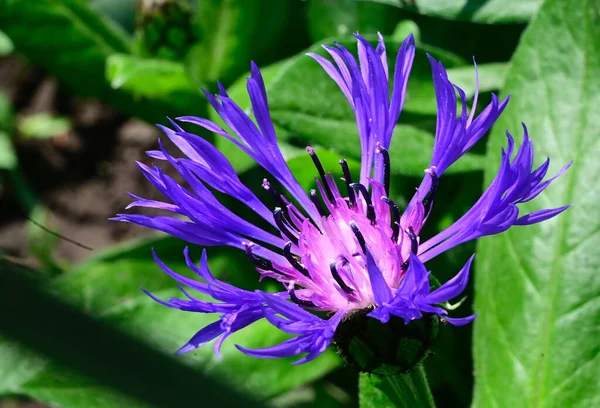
[{"xmin": 114, "ymin": 33, "xmax": 570, "ymax": 365}]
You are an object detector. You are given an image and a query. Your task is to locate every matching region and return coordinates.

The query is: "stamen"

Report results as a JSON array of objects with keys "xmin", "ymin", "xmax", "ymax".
[
  {"xmin": 406, "ymin": 227, "xmax": 418, "ymax": 254},
  {"xmin": 262, "ymin": 178, "xmax": 287, "ymax": 208},
  {"xmin": 351, "ymin": 183, "xmax": 376, "ymax": 225},
  {"xmin": 310, "ymin": 189, "xmax": 327, "ymax": 216},
  {"xmin": 329, "ymin": 261, "xmax": 355, "ymax": 294},
  {"xmin": 376, "ymin": 145, "xmax": 391, "ymax": 196},
  {"xmin": 274, "ymin": 208, "xmax": 299, "ymax": 245},
  {"xmin": 245, "ymin": 245, "xmax": 273, "ymax": 270},
  {"xmin": 283, "ymin": 242, "xmax": 310, "ymax": 278},
  {"xmin": 289, "ymin": 290, "xmax": 317, "ymax": 308},
  {"xmin": 307, "ymin": 146, "xmax": 335, "ymax": 203},
  {"xmin": 339, "ymin": 159, "xmax": 357, "ymax": 207},
  {"xmin": 422, "ymin": 168, "xmax": 439, "ymax": 217},
  {"xmin": 349, "ymin": 221, "xmax": 367, "ymax": 253},
  {"xmin": 382, "ymin": 197, "xmax": 401, "ymax": 241}
]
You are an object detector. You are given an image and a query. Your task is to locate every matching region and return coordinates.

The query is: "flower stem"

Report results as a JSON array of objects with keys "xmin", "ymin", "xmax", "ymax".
[{"xmin": 359, "ymin": 365, "xmax": 436, "ymax": 408}]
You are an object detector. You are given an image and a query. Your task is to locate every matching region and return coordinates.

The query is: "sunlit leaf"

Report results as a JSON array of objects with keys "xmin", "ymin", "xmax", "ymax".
[{"xmin": 474, "ymin": 0, "xmax": 600, "ymax": 407}]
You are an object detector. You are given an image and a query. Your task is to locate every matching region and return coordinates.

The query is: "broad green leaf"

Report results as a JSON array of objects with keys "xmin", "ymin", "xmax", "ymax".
[
  {"xmin": 474, "ymin": 1, "xmax": 600, "ymax": 407},
  {"xmin": 187, "ymin": 0, "xmax": 292, "ymax": 86},
  {"xmin": 0, "ymin": 337, "xmax": 46, "ymax": 396},
  {"xmin": 446, "ymin": 63, "xmax": 508, "ymax": 100},
  {"xmin": 17, "ymin": 113, "xmax": 72, "ymax": 140},
  {"xmin": 0, "ymin": 0, "xmax": 187, "ymax": 123},
  {"xmin": 369, "ymin": 0, "xmax": 543, "ymax": 24},
  {"xmin": 271, "ymin": 111, "xmax": 485, "ymax": 175},
  {"xmin": 15, "ymin": 236, "xmax": 340, "ymax": 405},
  {"xmin": 106, "ymin": 54, "xmax": 205, "ymax": 114},
  {"xmin": 359, "ymin": 367, "xmax": 436, "ymax": 408},
  {"xmin": 21, "ymin": 367, "xmax": 148, "ymax": 408},
  {"xmin": 307, "ymin": 0, "xmax": 402, "ymax": 42}
]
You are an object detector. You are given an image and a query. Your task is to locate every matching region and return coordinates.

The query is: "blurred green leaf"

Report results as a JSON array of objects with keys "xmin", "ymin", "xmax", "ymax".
[
  {"xmin": 10, "ymin": 234, "xmax": 340, "ymax": 406},
  {"xmin": 359, "ymin": 367, "xmax": 436, "ymax": 408},
  {"xmin": 0, "ymin": 0, "xmax": 131, "ymax": 93},
  {"xmin": 474, "ymin": 1, "xmax": 600, "ymax": 407},
  {"xmin": 0, "ymin": 131, "xmax": 17, "ymax": 170},
  {"xmin": 447, "ymin": 62, "xmax": 508, "ymax": 100},
  {"xmin": 0, "ymin": 29, "xmax": 13, "ymax": 56},
  {"xmin": 306, "ymin": 0, "xmax": 402, "ymax": 42},
  {"xmin": 0, "ymin": 92, "xmax": 14, "ymax": 133},
  {"xmin": 187, "ymin": 0, "xmax": 292, "ymax": 86},
  {"xmin": 369, "ymin": 0, "xmax": 543, "ymax": 23},
  {"xmin": 0, "ymin": 337, "xmax": 46, "ymax": 396},
  {"xmin": 106, "ymin": 54, "xmax": 204, "ymax": 112},
  {"xmin": 17, "ymin": 113, "xmax": 72, "ymax": 140},
  {"xmin": 0, "ymin": 93, "xmax": 16, "ymax": 170},
  {"xmin": 391, "ymin": 20, "xmax": 421, "ymax": 44},
  {"xmin": 0, "ymin": 0, "xmax": 195, "ymax": 123}
]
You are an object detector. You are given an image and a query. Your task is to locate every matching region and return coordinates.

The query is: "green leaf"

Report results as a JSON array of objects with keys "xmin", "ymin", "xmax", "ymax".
[
  {"xmin": 0, "ymin": 92, "xmax": 17, "ymax": 170},
  {"xmin": 187, "ymin": 0, "xmax": 292, "ymax": 86},
  {"xmin": 17, "ymin": 113, "xmax": 72, "ymax": 140},
  {"xmin": 0, "ymin": 0, "xmax": 131, "ymax": 94},
  {"xmin": 0, "ymin": 0, "xmax": 191, "ymax": 123},
  {"xmin": 306, "ymin": 0, "xmax": 402, "ymax": 42},
  {"xmin": 359, "ymin": 367, "xmax": 436, "ymax": 408},
  {"xmin": 0, "ymin": 91, "xmax": 14, "ymax": 133},
  {"xmin": 474, "ymin": 1, "xmax": 600, "ymax": 407},
  {"xmin": 0, "ymin": 131, "xmax": 17, "ymax": 170},
  {"xmin": 106, "ymin": 54, "xmax": 205, "ymax": 113},
  {"xmin": 0, "ymin": 29, "xmax": 13, "ymax": 56},
  {"xmin": 368, "ymin": 0, "xmax": 543, "ymax": 24},
  {"xmin": 0, "ymin": 337, "xmax": 46, "ymax": 396},
  {"xmin": 13, "ymin": 234, "xmax": 340, "ymax": 405}
]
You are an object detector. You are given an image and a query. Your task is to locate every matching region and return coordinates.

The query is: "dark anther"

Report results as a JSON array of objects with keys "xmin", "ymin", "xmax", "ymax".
[
  {"xmin": 401, "ymin": 259, "xmax": 409, "ymax": 271},
  {"xmin": 422, "ymin": 169, "xmax": 439, "ymax": 217},
  {"xmin": 307, "ymin": 146, "xmax": 335, "ymax": 203},
  {"xmin": 289, "ymin": 290, "xmax": 317, "ymax": 308},
  {"xmin": 329, "ymin": 261, "xmax": 355, "ymax": 294},
  {"xmin": 339, "ymin": 159, "xmax": 357, "ymax": 207},
  {"xmin": 245, "ymin": 246, "xmax": 273, "ymax": 270},
  {"xmin": 283, "ymin": 242, "xmax": 310, "ymax": 278},
  {"xmin": 377, "ymin": 146, "xmax": 391, "ymax": 196},
  {"xmin": 310, "ymin": 189, "xmax": 327, "ymax": 217},
  {"xmin": 274, "ymin": 208, "xmax": 299, "ymax": 246},
  {"xmin": 406, "ymin": 226, "xmax": 418, "ymax": 254},
  {"xmin": 262, "ymin": 179, "xmax": 287, "ymax": 209},
  {"xmin": 382, "ymin": 197, "xmax": 401, "ymax": 242},
  {"xmin": 351, "ymin": 183, "xmax": 376, "ymax": 225},
  {"xmin": 349, "ymin": 221, "xmax": 367, "ymax": 253}
]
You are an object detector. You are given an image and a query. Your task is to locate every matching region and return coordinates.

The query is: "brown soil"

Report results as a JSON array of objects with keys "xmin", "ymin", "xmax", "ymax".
[{"xmin": 0, "ymin": 55, "xmax": 166, "ymax": 268}]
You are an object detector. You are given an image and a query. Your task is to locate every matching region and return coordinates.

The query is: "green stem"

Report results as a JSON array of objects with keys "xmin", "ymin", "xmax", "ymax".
[{"xmin": 359, "ymin": 366, "xmax": 436, "ymax": 408}]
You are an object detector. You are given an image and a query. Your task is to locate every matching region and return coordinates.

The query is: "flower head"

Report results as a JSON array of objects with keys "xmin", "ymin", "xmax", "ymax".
[{"xmin": 114, "ymin": 33, "xmax": 570, "ymax": 365}]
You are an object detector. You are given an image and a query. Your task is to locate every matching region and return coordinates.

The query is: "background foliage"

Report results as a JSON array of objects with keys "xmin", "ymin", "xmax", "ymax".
[{"xmin": 0, "ymin": 0, "xmax": 597, "ymax": 407}]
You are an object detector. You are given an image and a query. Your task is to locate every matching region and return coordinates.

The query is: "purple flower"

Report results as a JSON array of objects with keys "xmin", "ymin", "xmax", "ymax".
[{"xmin": 114, "ymin": 33, "xmax": 570, "ymax": 364}]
